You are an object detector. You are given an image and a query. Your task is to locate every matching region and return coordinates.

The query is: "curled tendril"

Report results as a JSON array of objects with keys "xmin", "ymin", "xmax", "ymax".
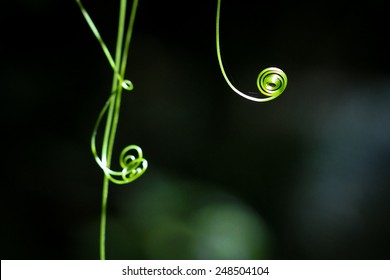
[
  {"xmin": 121, "ymin": 79, "xmax": 134, "ymax": 91},
  {"xmin": 77, "ymin": 0, "xmax": 147, "ymax": 185},
  {"xmin": 216, "ymin": 0, "xmax": 288, "ymax": 102},
  {"xmin": 257, "ymin": 67, "xmax": 288, "ymax": 98},
  {"xmin": 77, "ymin": 0, "xmax": 146, "ymax": 260},
  {"xmin": 91, "ymin": 95, "xmax": 148, "ymax": 185}
]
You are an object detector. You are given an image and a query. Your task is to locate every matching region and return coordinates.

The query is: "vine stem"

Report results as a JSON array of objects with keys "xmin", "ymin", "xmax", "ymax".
[
  {"xmin": 216, "ymin": 0, "xmax": 244, "ymax": 98},
  {"xmin": 76, "ymin": 0, "xmax": 144, "ymax": 260},
  {"xmin": 99, "ymin": 0, "xmax": 139, "ymax": 260},
  {"xmin": 99, "ymin": 178, "xmax": 109, "ymax": 260}
]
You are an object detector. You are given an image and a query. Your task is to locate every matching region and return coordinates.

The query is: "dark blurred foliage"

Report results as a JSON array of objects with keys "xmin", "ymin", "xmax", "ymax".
[{"xmin": 1, "ymin": 0, "xmax": 389, "ymax": 259}]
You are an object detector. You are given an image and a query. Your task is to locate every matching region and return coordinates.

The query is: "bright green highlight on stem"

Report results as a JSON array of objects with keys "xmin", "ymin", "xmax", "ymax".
[
  {"xmin": 76, "ymin": 0, "xmax": 147, "ymax": 259},
  {"xmin": 216, "ymin": 0, "xmax": 288, "ymax": 102}
]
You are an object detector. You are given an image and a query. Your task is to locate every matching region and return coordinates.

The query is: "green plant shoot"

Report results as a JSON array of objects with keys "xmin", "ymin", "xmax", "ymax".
[
  {"xmin": 75, "ymin": 0, "xmax": 147, "ymax": 260},
  {"xmin": 216, "ymin": 0, "xmax": 288, "ymax": 102}
]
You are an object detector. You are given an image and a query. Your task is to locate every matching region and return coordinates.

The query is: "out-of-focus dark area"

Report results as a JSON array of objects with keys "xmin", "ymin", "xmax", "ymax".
[{"xmin": 1, "ymin": 0, "xmax": 389, "ymax": 259}]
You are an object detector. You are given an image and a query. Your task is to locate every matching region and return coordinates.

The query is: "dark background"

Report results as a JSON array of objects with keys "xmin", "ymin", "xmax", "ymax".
[{"xmin": 1, "ymin": 0, "xmax": 389, "ymax": 259}]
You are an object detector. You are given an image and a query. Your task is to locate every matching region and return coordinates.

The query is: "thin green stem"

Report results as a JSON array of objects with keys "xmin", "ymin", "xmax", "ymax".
[
  {"xmin": 104, "ymin": 0, "xmax": 139, "ymax": 173},
  {"xmin": 99, "ymin": 0, "xmax": 127, "ymax": 260},
  {"xmin": 99, "ymin": 177, "xmax": 109, "ymax": 260},
  {"xmin": 216, "ymin": 0, "xmax": 241, "ymax": 97},
  {"xmin": 107, "ymin": 0, "xmax": 139, "ymax": 175},
  {"xmin": 76, "ymin": 0, "xmax": 147, "ymax": 260},
  {"xmin": 121, "ymin": 0, "xmax": 139, "ymax": 75}
]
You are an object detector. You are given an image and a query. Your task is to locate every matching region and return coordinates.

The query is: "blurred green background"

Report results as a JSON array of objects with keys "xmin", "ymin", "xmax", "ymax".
[{"xmin": 1, "ymin": 0, "xmax": 389, "ymax": 259}]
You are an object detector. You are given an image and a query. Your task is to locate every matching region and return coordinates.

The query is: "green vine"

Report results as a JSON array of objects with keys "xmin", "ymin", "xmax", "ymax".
[
  {"xmin": 216, "ymin": 0, "xmax": 288, "ymax": 102},
  {"xmin": 75, "ymin": 0, "xmax": 287, "ymax": 260},
  {"xmin": 75, "ymin": 0, "xmax": 147, "ymax": 260}
]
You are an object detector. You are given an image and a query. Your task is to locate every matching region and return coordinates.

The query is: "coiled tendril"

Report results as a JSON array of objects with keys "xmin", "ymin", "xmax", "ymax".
[
  {"xmin": 91, "ymin": 95, "xmax": 148, "ymax": 185},
  {"xmin": 76, "ymin": 0, "xmax": 147, "ymax": 185},
  {"xmin": 216, "ymin": 0, "xmax": 288, "ymax": 102}
]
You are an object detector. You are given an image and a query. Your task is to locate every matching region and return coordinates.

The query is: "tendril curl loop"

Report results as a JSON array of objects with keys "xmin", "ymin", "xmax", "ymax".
[
  {"xmin": 216, "ymin": 0, "xmax": 288, "ymax": 102},
  {"xmin": 91, "ymin": 94, "xmax": 148, "ymax": 185},
  {"xmin": 257, "ymin": 67, "xmax": 287, "ymax": 98}
]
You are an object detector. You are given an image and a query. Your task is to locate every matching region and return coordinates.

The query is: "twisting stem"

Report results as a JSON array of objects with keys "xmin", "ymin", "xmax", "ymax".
[
  {"xmin": 216, "ymin": 0, "xmax": 288, "ymax": 102},
  {"xmin": 76, "ymin": 0, "xmax": 147, "ymax": 260}
]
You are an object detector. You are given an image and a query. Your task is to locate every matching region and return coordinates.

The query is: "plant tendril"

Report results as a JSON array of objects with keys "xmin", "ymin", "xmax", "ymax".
[
  {"xmin": 76, "ymin": 0, "xmax": 147, "ymax": 182},
  {"xmin": 216, "ymin": 0, "xmax": 288, "ymax": 102},
  {"xmin": 91, "ymin": 94, "xmax": 147, "ymax": 185},
  {"xmin": 76, "ymin": 0, "xmax": 146, "ymax": 259},
  {"xmin": 75, "ymin": 0, "xmax": 134, "ymax": 92}
]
